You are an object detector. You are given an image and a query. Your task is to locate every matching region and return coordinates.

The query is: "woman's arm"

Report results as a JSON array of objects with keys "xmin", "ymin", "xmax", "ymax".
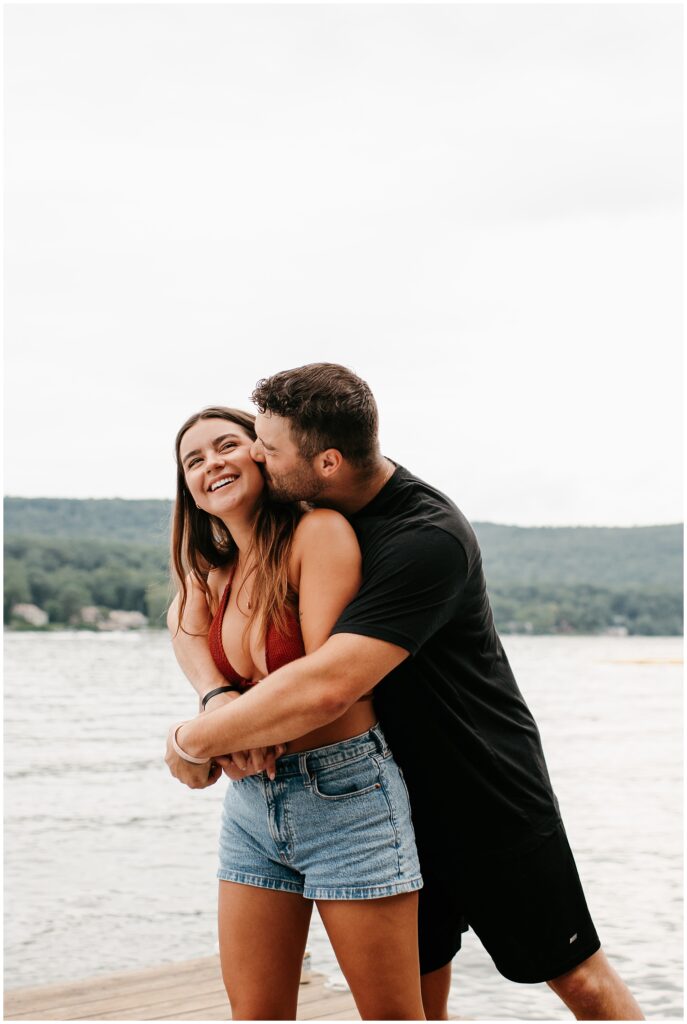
[
  {"xmin": 168, "ymin": 571, "xmax": 283, "ymax": 779},
  {"xmin": 167, "ymin": 572, "xmax": 232, "ymax": 707},
  {"xmin": 291, "ymin": 509, "xmax": 363, "ymax": 653}
]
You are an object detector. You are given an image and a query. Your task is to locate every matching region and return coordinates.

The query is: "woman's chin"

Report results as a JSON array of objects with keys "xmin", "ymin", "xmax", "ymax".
[{"xmin": 209, "ymin": 490, "xmax": 261, "ymax": 520}]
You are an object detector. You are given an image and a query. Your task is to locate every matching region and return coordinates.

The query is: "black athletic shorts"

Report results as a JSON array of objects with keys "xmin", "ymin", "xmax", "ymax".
[{"xmin": 418, "ymin": 821, "xmax": 601, "ymax": 982}]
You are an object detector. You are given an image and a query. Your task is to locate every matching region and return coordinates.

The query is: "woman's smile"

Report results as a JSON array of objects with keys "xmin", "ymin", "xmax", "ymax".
[
  {"xmin": 208, "ymin": 475, "xmax": 239, "ymax": 493},
  {"xmin": 180, "ymin": 417, "xmax": 264, "ymax": 518}
]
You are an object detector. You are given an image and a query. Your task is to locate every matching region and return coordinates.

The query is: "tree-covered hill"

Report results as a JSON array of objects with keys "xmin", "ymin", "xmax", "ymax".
[
  {"xmin": 4, "ymin": 535, "xmax": 172, "ymax": 628},
  {"xmin": 3, "ymin": 497, "xmax": 683, "ymax": 634},
  {"xmin": 475, "ymin": 522, "xmax": 682, "ymax": 589},
  {"xmin": 4, "ymin": 498, "xmax": 172, "ymax": 546},
  {"xmin": 5, "ymin": 498, "xmax": 681, "ymax": 587}
]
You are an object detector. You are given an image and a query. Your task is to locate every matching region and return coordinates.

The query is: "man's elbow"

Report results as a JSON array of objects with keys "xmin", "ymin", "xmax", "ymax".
[
  {"xmin": 313, "ymin": 685, "xmax": 352, "ymax": 722},
  {"xmin": 287, "ymin": 634, "xmax": 404, "ymax": 727},
  {"xmin": 304, "ymin": 663, "xmax": 366, "ymax": 723}
]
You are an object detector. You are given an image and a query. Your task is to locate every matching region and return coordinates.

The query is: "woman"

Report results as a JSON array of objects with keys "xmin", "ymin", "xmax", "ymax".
[{"xmin": 167, "ymin": 406, "xmax": 425, "ymax": 1021}]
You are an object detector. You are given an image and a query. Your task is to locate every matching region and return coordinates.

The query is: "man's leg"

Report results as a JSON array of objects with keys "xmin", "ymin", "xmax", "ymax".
[
  {"xmin": 420, "ymin": 962, "xmax": 452, "ymax": 1021},
  {"xmin": 416, "ymin": 856, "xmax": 465, "ymax": 1022},
  {"xmin": 463, "ymin": 823, "xmax": 643, "ymax": 1019},
  {"xmin": 547, "ymin": 948, "xmax": 644, "ymax": 1021}
]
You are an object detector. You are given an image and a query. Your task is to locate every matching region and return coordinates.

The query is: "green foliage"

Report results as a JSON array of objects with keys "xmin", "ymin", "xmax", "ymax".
[
  {"xmin": 145, "ymin": 581, "xmax": 175, "ymax": 628},
  {"xmin": 4, "ymin": 558, "xmax": 31, "ymax": 620},
  {"xmin": 45, "ymin": 581, "xmax": 92, "ymax": 624},
  {"xmin": 3, "ymin": 535, "xmax": 169, "ymax": 626},
  {"xmin": 474, "ymin": 522, "xmax": 682, "ymax": 589},
  {"xmin": 4, "ymin": 498, "xmax": 172, "ymax": 546},
  {"xmin": 488, "ymin": 584, "xmax": 683, "ymax": 636},
  {"xmin": 3, "ymin": 498, "xmax": 683, "ymax": 634}
]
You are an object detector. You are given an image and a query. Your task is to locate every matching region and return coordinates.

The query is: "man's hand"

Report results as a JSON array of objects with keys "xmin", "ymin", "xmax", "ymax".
[{"xmin": 165, "ymin": 730, "xmax": 223, "ymax": 790}]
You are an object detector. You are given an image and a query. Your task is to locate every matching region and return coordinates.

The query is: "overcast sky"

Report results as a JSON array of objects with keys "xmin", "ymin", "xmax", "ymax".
[{"xmin": 4, "ymin": 4, "xmax": 682, "ymax": 526}]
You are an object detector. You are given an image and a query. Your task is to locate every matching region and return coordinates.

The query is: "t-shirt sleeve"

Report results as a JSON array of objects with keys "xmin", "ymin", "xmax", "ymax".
[{"xmin": 330, "ymin": 527, "xmax": 468, "ymax": 655}]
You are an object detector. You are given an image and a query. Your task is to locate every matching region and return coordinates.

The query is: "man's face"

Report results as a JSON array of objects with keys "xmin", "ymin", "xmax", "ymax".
[{"xmin": 251, "ymin": 412, "xmax": 325, "ymax": 503}]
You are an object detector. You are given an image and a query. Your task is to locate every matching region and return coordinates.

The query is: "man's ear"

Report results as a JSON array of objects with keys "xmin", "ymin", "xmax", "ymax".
[{"xmin": 316, "ymin": 448, "xmax": 344, "ymax": 478}]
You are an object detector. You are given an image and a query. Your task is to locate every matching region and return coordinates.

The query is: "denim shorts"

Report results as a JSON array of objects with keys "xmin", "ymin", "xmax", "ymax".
[{"xmin": 217, "ymin": 724, "xmax": 423, "ymax": 900}]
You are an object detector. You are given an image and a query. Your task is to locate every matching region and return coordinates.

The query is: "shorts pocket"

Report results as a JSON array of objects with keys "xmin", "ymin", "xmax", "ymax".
[{"xmin": 311, "ymin": 754, "xmax": 382, "ymax": 800}]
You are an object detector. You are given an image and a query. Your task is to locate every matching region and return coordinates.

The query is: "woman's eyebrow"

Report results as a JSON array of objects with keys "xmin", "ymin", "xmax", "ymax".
[
  {"xmin": 181, "ymin": 447, "xmax": 202, "ymax": 465},
  {"xmin": 182, "ymin": 433, "xmax": 240, "ymax": 466},
  {"xmin": 212, "ymin": 432, "xmax": 239, "ymax": 446}
]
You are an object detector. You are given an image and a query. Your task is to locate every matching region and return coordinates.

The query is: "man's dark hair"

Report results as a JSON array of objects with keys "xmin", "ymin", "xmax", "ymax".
[{"xmin": 251, "ymin": 363, "xmax": 380, "ymax": 468}]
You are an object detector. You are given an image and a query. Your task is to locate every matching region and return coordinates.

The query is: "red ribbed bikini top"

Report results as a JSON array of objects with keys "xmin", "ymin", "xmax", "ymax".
[{"xmin": 208, "ymin": 564, "xmax": 306, "ymax": 688}]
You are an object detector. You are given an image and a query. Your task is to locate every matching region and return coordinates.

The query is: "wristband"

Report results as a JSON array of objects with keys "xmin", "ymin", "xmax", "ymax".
[
  {"xmin": 202, "ymin": 685, "xmax": 242, "ymax": 709},
  {"xmin": 170, "ymin": 722, "xmax": 209, "ymax": 764}
]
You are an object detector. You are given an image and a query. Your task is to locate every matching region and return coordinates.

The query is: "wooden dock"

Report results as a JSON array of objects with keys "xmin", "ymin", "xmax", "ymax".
[{"xmin": 3, "ymin": 954, "xmax": 360, "ymax": 1021}]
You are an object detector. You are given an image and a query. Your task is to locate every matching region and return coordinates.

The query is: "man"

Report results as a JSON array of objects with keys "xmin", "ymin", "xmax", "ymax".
[{"xmin": 166, "ymin": 363, "xmax": 643, "ymax": 1021}]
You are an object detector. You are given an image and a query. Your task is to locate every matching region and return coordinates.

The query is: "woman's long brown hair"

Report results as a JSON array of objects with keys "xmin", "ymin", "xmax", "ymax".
[{"xmin": 171, "ymin": 407, "xmax": 305, "ymax": 640}]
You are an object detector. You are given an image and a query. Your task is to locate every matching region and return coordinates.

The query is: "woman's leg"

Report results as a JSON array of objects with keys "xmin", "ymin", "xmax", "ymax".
[
  {"xmin": 218, "ymin": 880, "xmax": 313, "ymax": 1020},
  {"xmin": 317, "ymin": 892, "xmax": 426, "ymax": 1020}
]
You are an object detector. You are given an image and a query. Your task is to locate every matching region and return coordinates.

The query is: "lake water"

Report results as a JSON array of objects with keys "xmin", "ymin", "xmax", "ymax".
[{"xmin": 4, "ymin": 632, "xmax": 683, "ymax": 1020}]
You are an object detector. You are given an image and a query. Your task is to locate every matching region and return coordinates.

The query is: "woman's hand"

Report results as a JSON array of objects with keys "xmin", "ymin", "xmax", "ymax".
[{"xmin": 215, "ymin": 745, "xmax": 287, "ymax": 781}]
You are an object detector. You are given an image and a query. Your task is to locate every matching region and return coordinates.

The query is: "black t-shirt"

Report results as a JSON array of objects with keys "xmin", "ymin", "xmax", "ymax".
[{"xmin": 331, "ymin": 465, "xmax": 561, "ymax": 862}]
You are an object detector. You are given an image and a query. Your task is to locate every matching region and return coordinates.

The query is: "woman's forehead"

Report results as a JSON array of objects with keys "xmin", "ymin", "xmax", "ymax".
[{"xmin": 181, "ymin": 418, "xmax": 251, "ymax": 452}]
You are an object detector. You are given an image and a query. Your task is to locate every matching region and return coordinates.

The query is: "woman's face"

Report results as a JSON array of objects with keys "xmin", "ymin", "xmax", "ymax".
[{"xmin": 179, "ymin": 418, "xmax": 264, "ymax": 520}]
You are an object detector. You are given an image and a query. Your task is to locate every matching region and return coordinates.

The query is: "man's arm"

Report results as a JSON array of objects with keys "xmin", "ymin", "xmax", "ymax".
[
  {"xmin": 173, "ymin": 632, "xmax": 408, "ymax": 762},
  {"xmin": 169, "ymin": 525, "xmax": 465, "ymax": 769}
]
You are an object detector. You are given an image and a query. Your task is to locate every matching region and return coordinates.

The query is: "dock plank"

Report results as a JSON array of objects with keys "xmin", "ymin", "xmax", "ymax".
[
  {"xmin": 318, "ymin": 1011, "xmax": 366, "ymax": 1021},
  {"xmin": 5, "ymin": 957, "xmax": 221, "ymax": 1013},
  {"xmin": 296, "ymin": 993, "xmax": 361, "ymax": 1020},
  {"xmin": 160, "ymin": 1005, "xmax": 230, "ymax": 1021},
  {"xmin": 7, "ymin": 979, "xmax": 228, "ymax": 1020},
  {"xmin": 3, "ymin": 956, "xmax": 360, "ymax": 1021}
]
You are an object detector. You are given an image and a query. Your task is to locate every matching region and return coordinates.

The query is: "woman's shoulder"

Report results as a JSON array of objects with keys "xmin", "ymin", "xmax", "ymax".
[
  {"xmin": 289, "ymin": 510, "xmax": 361, "ymax": 590},
  {"xmin": 289, "ymin": 509, "xmax": 360, "ymax": 576},
  {"xmin": 293, "ymin": 507, "xmax": 357, "ymax": 546}
]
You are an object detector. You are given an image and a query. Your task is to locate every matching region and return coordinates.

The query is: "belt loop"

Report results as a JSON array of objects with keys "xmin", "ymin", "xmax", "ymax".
[
  {"xmin": 371, "ymin": 723, "xmax": 388, "ymax": 756},
  {"xmin": 299, "ymin": 752, "xmax": 311, "ymax": 788}
]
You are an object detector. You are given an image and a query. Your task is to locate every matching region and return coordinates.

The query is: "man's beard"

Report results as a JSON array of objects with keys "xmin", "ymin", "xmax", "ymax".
[{"xmin": 264, "ymin": 465, "xmax": 326, "ymax": 504}]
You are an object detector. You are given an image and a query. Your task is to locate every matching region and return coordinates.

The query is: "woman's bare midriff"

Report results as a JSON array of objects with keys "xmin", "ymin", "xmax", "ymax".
[{"xmin": 282, "ymin": 697, "xmax": 377, "ymax": 755}]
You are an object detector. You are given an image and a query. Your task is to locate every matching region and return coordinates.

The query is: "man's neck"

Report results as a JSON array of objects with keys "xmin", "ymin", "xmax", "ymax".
[{"xmin": 316, "ymin": 457, "xmax": 396, "ymax": 516}]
